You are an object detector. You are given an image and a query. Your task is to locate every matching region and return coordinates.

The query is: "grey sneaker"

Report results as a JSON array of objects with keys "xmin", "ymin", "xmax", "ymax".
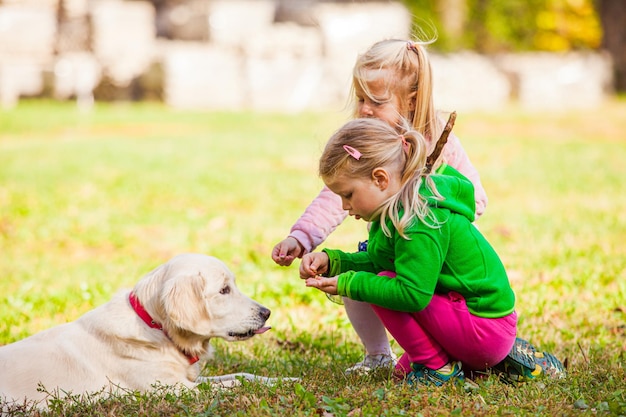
[{"xmin": 345, "ymin": 353, "xmax": 398, "ymax": 375}]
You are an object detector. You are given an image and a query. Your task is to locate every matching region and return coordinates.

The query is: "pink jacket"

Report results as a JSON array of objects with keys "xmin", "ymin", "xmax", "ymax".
[{"xmin": 288, "ymin": 132, "xmax": 488, "ymax": 255}]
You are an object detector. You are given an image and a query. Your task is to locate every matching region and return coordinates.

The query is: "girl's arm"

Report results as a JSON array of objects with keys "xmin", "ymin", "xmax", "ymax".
[
  {"xmin": 441, "ymin": 132, "xmax": 488, "ymax": 218},
  {"xmin": 328, "ymin": 225, "xmax": 446, "ymax": 312},
  {"xmin": 287, "ymin": 186, "xmax": 348, "ymax": 255}
]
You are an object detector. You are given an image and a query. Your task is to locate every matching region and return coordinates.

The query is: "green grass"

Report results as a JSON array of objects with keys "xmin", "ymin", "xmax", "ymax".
[{"xmin": 1, "ymin": 99, "xmax": 625, "ymax": 416}]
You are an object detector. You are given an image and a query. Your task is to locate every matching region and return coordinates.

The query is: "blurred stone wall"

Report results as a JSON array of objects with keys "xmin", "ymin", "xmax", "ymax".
[{"xmin": 0, "ymin": 0, "xmax": 614, "ymax": 111}]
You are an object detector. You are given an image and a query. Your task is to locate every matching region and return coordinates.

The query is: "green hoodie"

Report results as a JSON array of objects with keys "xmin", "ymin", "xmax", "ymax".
[{"xmin": 323, "ymin": 166, "xmax": 515, "ymax": 318}]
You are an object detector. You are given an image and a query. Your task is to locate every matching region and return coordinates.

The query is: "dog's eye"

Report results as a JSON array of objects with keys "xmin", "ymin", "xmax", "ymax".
[{"xmin": 220, "ymin": 286, "xmax": 231, "ymax": 295}]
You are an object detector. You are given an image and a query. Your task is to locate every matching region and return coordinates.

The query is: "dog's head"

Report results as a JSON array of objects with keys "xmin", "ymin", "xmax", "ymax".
[{"xmin": 132, "ymin": 253, "xmax": 271, "ymax": 357}]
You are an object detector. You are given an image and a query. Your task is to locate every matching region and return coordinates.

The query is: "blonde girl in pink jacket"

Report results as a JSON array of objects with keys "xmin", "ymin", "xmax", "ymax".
[{"xmin": 272, "ymin": 38, "xmax": 488, "ymax": 373}]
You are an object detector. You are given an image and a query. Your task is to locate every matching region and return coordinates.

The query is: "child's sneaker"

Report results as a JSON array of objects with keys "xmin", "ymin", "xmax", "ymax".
[
  {"xmin": 345, "ymin": 353, "xmax": 397, "ymax": 375},
  {"xmin": 407, "ymin": 361, "xmax": 465, "ymax": 387},
  {"xmin": 495, "ymin": 337, "xmax": 566, "ymax": 383}
]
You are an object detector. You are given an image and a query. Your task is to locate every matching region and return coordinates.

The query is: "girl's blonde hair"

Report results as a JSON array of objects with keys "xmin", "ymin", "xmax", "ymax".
[
  {"xmin": 351, "ymin": 38, "xmax": 441, "ymax": 151},
  {"xmin": 319, "ymin": 118, "xmax": 442, "ymax": 238}
]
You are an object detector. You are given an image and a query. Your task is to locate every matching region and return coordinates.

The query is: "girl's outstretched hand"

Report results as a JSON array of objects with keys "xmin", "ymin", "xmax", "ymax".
[
  {"xmin": 299, "ymin": 252, "xmax": 329, "ymax": 279},
  {"xmin": 271, "ymin": 237, "xmax": 304, "ymax": 266},
  {"xmin": 305, "ymin": 276, "xmax": 338, "ymax": 295}
]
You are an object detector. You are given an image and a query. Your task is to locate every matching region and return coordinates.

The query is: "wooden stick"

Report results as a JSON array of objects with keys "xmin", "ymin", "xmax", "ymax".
[{"xmin": 425, "ymin": 111, "xmax": 456, "ymax": 173}]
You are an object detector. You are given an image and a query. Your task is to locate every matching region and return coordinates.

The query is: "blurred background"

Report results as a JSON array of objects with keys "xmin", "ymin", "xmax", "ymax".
[{"xmin": 0, "ymin": 0, "xmax": 622, "ymax": 112}]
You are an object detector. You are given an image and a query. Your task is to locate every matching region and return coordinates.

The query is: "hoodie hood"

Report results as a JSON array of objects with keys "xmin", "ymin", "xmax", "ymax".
[{"xmin": 421, "ymin": 164, "xmax": 476, "ymax": 223}]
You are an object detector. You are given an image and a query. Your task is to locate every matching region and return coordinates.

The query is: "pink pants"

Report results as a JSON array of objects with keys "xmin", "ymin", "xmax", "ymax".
[{"xmin": 371, "ymin": 272, "xmax": 517, "ymax": 374}]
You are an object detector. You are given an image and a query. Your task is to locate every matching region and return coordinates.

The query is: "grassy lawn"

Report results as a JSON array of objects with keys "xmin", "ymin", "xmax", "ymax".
[{"xmin": 0, "ymin": 99, "xmax": 624, "ymax": 416}]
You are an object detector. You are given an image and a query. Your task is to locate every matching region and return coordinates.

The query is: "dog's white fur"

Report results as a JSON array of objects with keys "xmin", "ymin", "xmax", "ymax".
[{"xmin": 0, "ymin": 253, "xmax": 287, "ymax": 409}]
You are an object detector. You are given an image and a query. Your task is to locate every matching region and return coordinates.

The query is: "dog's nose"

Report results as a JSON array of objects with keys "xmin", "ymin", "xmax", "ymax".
[{"xmin": 259, "ymin": 307, "xmax": 271, "ymax": 321}]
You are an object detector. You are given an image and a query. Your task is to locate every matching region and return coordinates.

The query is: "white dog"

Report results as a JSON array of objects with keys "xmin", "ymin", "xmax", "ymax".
[{"xmin": 0, "ymin": 253, "xmax": 292, "ymax": 409}]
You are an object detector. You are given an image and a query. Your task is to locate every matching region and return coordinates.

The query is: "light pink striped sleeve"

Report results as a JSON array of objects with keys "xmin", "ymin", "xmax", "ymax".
[
  {"xmin": 288, "ymin": 186, "xmax": 348, "ymax": 255},
  {"xmin": 441, "ymin": 131, "xmax": 488, "ymax": 218}
]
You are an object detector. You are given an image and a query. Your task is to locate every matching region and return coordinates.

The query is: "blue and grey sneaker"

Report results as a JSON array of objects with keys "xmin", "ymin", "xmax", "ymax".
[
  {"xmin": 495, "ymin": 337, "xmax": 566, "ymax": 383},
  {"xmin": 407, "ymin": 361, "xmax": 465, "ymax": 387}
]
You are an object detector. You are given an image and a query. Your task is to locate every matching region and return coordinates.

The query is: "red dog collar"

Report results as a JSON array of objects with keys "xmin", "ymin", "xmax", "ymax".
[{"xmin": 128, "ymin": 292, "xmax": 199, "ymax": 364}]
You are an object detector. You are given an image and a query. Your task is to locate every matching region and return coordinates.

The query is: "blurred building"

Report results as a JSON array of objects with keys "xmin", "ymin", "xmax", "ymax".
[{"xmin": 0, "ymin": 0, "xmax": 613, "ymax": 111}]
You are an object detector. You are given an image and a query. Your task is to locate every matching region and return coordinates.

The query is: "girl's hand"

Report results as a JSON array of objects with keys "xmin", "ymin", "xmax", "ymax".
[
  {"xmin": 305, "ymin": 276, "xmax": 339, "ymax": 295},
  {"xmin": 299, "ymin": 252, "xmax": 329, "ymax": 279},
  {"xmin": 271, "ymin": 237, "xmax": 304, "ymax": 266}
]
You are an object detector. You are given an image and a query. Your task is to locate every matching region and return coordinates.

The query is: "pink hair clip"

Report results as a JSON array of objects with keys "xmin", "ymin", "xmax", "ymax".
[
  {"xmin": 343, "ymin": 145, "xmax": 361, "ymax": 160},
  {"xmin": 400, "ymin": 135, "xmax": 409, "ymax": 153}
]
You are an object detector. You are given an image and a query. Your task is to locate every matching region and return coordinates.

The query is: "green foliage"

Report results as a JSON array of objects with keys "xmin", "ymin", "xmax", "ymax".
[
  {"xmin": 402, "ymin": 0, "xmax": 602, "ymax": 52},
  {"xmin": 466, "ymin": 0, "xmax": 546, "ymax": 51},
  {"xmin": 534, "ymin": 0, "xmax": 602, "ymax": 50},
  {"xmin": 0, "ymin": 100, "xmax": 625, "ymax": 415},
  {"xmin": 402, "ymin": 0, "xmax": 454, "ymax": 50}
]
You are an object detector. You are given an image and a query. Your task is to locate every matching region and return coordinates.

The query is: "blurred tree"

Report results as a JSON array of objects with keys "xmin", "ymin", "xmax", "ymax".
[
  {"xmin": 401, "ymin": 0, "xmax": 601, "ymax": 52},
  {"xmin": 532, "ymin": 0, "xmax": 601, "ymax": 51},
  {"xmin": 465, "ymin": 0, "xmax": 546, "ymax": 52},
  {"xmin": 401, "ymin": 0, "xmax": 458, "ymax": 50},
  {"xmin": 596, "ymin": 0, "xmax": 626, "ymax": 92},
  {"xmin": 401, "ymin": 0, "xmax": 626, "ymax": 91}
]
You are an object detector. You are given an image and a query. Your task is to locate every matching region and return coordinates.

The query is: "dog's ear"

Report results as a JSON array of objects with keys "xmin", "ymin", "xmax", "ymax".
[
  {"xmin": 133, "ymin": 262, "xmax": 171, "ymax": 303},
  {"xmin": 161, "ymin": 272, "xmax": 207, "ymax": 331}
]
